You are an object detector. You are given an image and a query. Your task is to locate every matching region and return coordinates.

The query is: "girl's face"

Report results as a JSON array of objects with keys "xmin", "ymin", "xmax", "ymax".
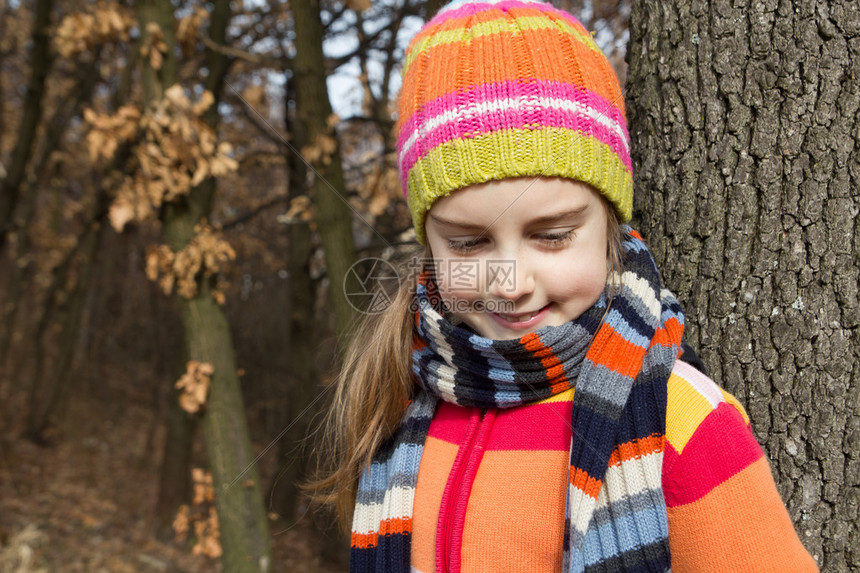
[{"xmin": 424, "ymin": 177, "xmax": 610, "ymax": 340}]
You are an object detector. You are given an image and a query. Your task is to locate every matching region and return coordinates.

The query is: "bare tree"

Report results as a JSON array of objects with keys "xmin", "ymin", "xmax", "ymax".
[
  {"xmin": 291, "ymin": 0, "xmax": 358, "ymax": 339},
  {"xmin": 136, "ymin": 0, "xmax": 272, "ymax": 569}
]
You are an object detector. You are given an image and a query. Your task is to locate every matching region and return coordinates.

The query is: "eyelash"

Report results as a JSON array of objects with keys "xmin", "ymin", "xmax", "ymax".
[
  {"xmin": 447, "ymin": 231, "xmax": 575, "ymax": 253},
  {"xmin": 535, "ymin": 230, "xmax": 575, "ymax": 247},
  {"xmin": 447, "ymin": 237, "xmax": 485, "ymax": 254}
]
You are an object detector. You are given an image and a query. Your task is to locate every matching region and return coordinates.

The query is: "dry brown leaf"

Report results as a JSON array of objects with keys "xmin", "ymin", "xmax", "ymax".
[
  {"xmin": 180, "ymin": 470, "xmax": 221, "ymax": 558},
  {"xmin": 190, "ymin": 162, "xmax": 210, "ymax": 187},
  {"xmin": 242, "ymin": 84, "xmax": 266, "ymax": 110},
  {"xmin": 108, "ymin": 199, "xmax": 135, "ymax": 233},
  {"xmin": 348, "ymin": 0, "xmax": 372, "ymax": 12},
  {"xmin": 281, "ymin": 195, "xmax": 313, "ymax": 223},
  {"xmin": 192, "ymin": 90, "xmax": 215, "ymax": 116},
  {"xmin": 145, "ymin": 245, "xmax": 173, "ymax": 281},
  {"xmin": 141, "ymin": 22, "xmax": 167, "ymax": 71},
  {"xmin": 99, "ymin": 5, "xmax": 131, "ymax": 40},
  {"xmin": 191, "ymin": 468, "xmax": 215, "ymax": 505},
  {"xmin": 211, "ymin": 289, "xmax": 226, "ymax": 305},
  {"xmin": 84, "ymin": 105, "xmax": 141, "ymax": 163},
  {"xmin": 164, "ymin": 84, "xmax": 187, "ymax": 108},
  {"xmin": 173, "ymin": 505, "xmax": 190, "ymax": 542},
  {"xmin": 56, "ymin": 13, "xmax": 95, "ymax": 58},
  {"xmin": 368, "ymin": 192, "xmax": 389, "ymax": 216},
  {"xmin": 301, "ymin": 133, "xmax": 338, "ymax": 166},
  {"xmin": 192, "ymin": 508, "xmax": 222, "ymax": 559},
  {"xmin": 86, "ymin": 129, "xmax": 105, "ymax": 163},
  {"xmin": 175, "ymin": 360, "xmax": 214, "ymax": 414},
  {"xmin": 177, "ymin": 8, "xmax": 207, "ymax": 55},
  {"xmin": 102, "ymin": 88, "xmax": 237, "ymax": 230}
]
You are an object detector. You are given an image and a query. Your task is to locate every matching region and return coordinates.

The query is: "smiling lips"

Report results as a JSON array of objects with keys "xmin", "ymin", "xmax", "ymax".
[{"xmin": 490, "ymin": 304, "xmax": 551, "ymax": 329}]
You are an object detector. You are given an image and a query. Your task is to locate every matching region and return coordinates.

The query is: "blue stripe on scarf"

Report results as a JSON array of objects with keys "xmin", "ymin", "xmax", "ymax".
[{"xmin": 583, "ymin": 504, "xmax": 670, "ymax": 566}]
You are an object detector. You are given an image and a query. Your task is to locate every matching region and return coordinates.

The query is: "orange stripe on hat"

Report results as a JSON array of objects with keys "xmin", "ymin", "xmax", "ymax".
[
  {"xmin": 398, "ymin": 0, "xmax": 632, "ymax": 243},
  {"xmin": 401, "ymin": 29, "xmax": 621, "ymax": 118}
]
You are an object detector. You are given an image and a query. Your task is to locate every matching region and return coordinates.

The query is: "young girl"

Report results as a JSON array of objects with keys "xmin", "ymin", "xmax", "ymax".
[{"xmin": 314, "ymin": 1, "xmax": 818, "ymax": 571}]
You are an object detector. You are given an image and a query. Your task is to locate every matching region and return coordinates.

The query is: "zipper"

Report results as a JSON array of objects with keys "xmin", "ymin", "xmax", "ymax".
[{"xmin": 436, "ymin": 407, "xmax": 497, "ymax": 573}]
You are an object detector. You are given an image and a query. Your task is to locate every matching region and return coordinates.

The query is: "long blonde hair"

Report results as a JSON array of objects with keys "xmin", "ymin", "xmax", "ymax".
[
  {"xmin": 308, "ymin": 200, "xmax": 624, "ymax": 529},
  {"xmin": 306, "ymin": 248, "xmax": 425, "ymax": 527}
]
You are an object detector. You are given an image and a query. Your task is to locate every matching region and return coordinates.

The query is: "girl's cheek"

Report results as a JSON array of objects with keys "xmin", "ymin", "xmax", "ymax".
[{"xmin": 434, "ymin": 257, "xmax": 486, "ymax": 297}]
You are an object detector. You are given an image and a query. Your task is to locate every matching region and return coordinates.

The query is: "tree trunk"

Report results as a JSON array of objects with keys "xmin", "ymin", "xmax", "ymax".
[
  {"xmin": 1, "ymin": 55, "xmax": 102, "ymax": 367},
  {"xmin": 425, "ymin": 0, "xmax": 447, "ymax": 20},
  {"xmin": 25, "ymin": 217, "xmax": 103, "ymax": 441},
  {"xmin": 291, "ymin": 0, "xmax": 357, "ymax": 340},
  {"xmin": 626, "ymin": 1, "xmax": 858, "ymax": 570},
  {"xmin": 0, "ymin": 0, "xmax": 53, "ymax": 254},
  {"xmin": 153, "ymin": 362, "xmax": 195, "ymax": 541},
  {"xmin": 0, "ymin": 0, "xmax": 8, "ymax": 150},
  {"xmin": 177, "ymin": 284, "xmax": 271, "ymax": 571},
  {"xmin": 269, "ymin": 219, "xmax": 316, "ymax": 524},
  {"xmin": 137, "ymin": 0, "xmax": 272, "ymax": 569}
]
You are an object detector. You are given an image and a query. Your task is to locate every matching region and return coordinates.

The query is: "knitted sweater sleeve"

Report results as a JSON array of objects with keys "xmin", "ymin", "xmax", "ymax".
[{"xmin": 663, "ymin": 361, "xmax": 818, "ymax": 572}]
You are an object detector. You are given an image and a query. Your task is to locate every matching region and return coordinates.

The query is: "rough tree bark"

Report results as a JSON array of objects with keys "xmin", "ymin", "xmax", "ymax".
[
  {"xmin": 626, "ymin": 1, "xmax": 858, "ymax": 570},
  {"xmin": 136, "ymin": 0, "xmax": 272, "ymax": 569}
]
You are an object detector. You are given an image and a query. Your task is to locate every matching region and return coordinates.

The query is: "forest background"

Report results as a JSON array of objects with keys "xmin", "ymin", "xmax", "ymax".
[{"xmin": 0, "ymin": 0, "xmax": 856, "ymax": 571}]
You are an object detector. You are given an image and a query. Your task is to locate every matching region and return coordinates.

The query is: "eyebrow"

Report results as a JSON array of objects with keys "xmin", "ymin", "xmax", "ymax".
[{"xmin": 428, "ymin": 206, "xmax": 589, "ymax": 229}]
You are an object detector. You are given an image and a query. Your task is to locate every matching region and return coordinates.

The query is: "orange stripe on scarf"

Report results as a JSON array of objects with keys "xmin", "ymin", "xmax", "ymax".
[
  {"xmin": 569, "ymin": 467, "xmax": 602, "ymax": 499},
  {"xmin": 608, "ymin": 434, "xmax": 665, "ymax": 467},
  {"xmin": 586, "ymin": 324, "xmax": 647, "ymax": 378},
  {"xmin": 351, "ymin": 517, "xmax": 413, "ymax": 549},
  {"xmin": 521, "ymin": 332, "xmax": 570, "ymax": 393}
]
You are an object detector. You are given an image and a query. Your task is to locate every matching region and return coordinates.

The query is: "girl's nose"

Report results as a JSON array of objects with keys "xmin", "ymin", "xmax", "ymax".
[{"xmin": 486, "ymin": 254, "xmax": 535, "ymax": 300}]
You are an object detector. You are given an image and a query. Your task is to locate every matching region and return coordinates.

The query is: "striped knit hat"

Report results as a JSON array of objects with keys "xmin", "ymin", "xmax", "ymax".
[{"xmin": 398, "ymin": 0, "xmax": 632, "ymax": 243}]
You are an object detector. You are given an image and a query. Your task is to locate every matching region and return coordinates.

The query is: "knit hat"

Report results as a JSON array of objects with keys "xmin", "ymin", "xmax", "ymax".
[{"xmin": 397, "ymin": 0, "xmax": 632, "ymax": 243}]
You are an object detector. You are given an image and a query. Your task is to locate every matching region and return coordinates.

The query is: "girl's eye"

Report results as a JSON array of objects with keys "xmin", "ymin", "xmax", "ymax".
[
  {"xmin": 535, "ymin": 230, "xmax": 574, "ymax": 247},
  {"xmin": 447, "ymin": 237, "xmax": 485, "ymax": 253}
]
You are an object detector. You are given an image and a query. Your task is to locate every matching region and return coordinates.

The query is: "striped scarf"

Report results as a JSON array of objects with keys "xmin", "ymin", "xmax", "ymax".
[{"xmin": 351, "ymin": 229, "xmax": 684, "ymax": 572}]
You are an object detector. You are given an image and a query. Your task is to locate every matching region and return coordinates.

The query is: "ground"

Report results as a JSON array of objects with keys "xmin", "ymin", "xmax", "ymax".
[{"xmin": 0, "ymin": 389, "xmax": 342, "ymax": 572}]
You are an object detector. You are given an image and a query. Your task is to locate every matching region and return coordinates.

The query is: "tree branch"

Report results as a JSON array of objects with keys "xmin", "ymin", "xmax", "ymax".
[
  {"xmin": 201, "ymin": 35, "xmax": 282, "ymax": 67},
  {"xmin": 219, "ymin": 195, "xmax": 290, "ymax": 230}
]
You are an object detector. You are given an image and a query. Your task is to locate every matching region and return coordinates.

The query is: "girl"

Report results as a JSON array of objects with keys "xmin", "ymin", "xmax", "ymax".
[{"xmin": 313, "ymin": 1, "xmax": 818, "ymax": 571}]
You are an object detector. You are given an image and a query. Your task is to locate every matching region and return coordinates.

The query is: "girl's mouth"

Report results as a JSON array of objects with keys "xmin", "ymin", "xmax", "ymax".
[{"xmin": 490, "ymin": 304, "xmax": 551, "ymax": 329}]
